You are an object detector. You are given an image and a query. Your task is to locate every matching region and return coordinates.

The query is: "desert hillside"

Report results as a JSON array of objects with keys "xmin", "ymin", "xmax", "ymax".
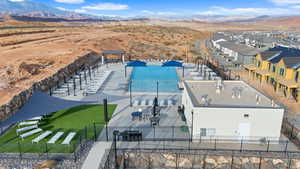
[
  {"xmin": 148, "ymin": 17, "xmax": 300, "ymax": 32},
  {"xmin": 1, "ymin": 16, "xmax": 299, "ymax": 108},
  {"xmin": 0, "ymin": 23, "xmax": 210, "ymax": 106}
]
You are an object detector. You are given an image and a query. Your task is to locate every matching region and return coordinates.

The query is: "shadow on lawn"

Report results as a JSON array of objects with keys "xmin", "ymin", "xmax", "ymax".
[
  {"xmin": 50, "ymin": 104, "xmax": 102, "ymax": 121},
  {"xmin": 2, "ymin": 134, "xmax": 19, "ymax": 144}
]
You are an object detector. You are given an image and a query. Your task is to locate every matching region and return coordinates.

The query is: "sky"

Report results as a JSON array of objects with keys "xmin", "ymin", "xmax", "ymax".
[{"xmin": 12, "ymin": 0, "xmax": 300, "ymax": 16}]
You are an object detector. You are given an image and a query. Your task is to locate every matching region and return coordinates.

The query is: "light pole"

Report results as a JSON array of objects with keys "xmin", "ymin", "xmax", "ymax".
[
  {"xmin": 130, "ymin": 80, "xmax": 132, "ymax": 107},
  {"xmin": 79, "ymin": 74, "xmax": 82, "ymax": 90},
  {"xmin": 191, "ymin": 111, "xmax": 194, "ymax": 142},
  {"xmin": 156, "ymin": 81, "xmax": 159, "ymax": 100},
  {"xmin": 113, "ymin": 130, "xmax": 119, "ymax": 169},
  {"xmin": 73, "ymin": 77, "xmax": 76, "ymax": 96},
  {"xmin": 67, "ymin": 82, "xmax": 70, "ymax": 96},
  {"xmin": 104, "ymin": 99, "xmax": 109, "ymax": 141}
]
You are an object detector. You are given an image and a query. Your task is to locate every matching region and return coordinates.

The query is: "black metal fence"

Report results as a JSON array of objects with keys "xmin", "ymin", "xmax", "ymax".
[
  {"xmin": 98, "ymin": 126, "xmax": 298, "ymax": 152},
  {"xmin": 100, "ymin": 139, "xmax": 300, "ymax": 169},
  {"xmin": 100, "ymin": 139, "xmax": 116, "ymax": 169},
  {"xmin": 120, "ymin": 148, "xmax": 300, "ymax": 169},
  {"xmin": 282, "ymin": 117, "xmax": 300, "ymax": 147},
  {"xmin": 2, "ymin": 122, "xmax": 300, "ymax": 168},
  {"xmin": 0, "ymin": 122, "xmax": 106, "ymax": 162},
  {"xmin": 98, "ymin": 125, "xmax": 300, "ymax": 169}
]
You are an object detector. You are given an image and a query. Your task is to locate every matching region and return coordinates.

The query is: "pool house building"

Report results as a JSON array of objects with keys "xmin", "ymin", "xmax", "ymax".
[{"xmin": 181, "ymin": 80, "xmax": 284, "ymax": 141}]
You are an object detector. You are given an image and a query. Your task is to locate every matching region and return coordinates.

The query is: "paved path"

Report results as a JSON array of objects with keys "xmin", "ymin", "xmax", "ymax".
[{"xmin": 81, "ymin": 141, "xmax": 112, "ymax": 169}]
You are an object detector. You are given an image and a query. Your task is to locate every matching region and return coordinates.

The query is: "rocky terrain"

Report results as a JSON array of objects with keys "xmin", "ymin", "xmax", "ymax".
[
  {"xmin": 149, "ymin": 17, "xmax": 300, "ymax": 32},
  {"xmin": 1, "ymin": 15, "xmax": 299, "ymax": 121},
  {"xmin": 0, "ymin": 21, "xmax": 209, "ymax": 121},
  {"xmin": 124, "ymin": 152, "xmax": 300, "ymax": 169}
]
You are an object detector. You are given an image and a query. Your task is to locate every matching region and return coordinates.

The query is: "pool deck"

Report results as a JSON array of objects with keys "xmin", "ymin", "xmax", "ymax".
[{"xmin": 14, "ymin": 61, "xmax": 298, "ymax": 168}]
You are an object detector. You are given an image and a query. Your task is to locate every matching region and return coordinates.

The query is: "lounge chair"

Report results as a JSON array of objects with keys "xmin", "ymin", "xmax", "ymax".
[
  {"xmin": 32, "ymin": 131, "xmax": 52, "ymax": 143},
  {"xmin": 16, "ymin": 125, "xmax": 38, "ymax": 135},
  {"xmin": 190, "ymin": 72, "xmax": 200, "ymax": 76},
  {"xmin": 48, "ymin": 132, "xmax": 64, "ymax": 144},
  {"xmin": 18, "ymin": 121, "xmax": 39, "ymax": 126},
  {"xmin": 193, "ymin": 76, "xmax": 204, "ymax": 80},
  {"xmin": 62, "ymin": 132, "xmax": 76, "ymax": 145},
  {"xmin": 159, "ymin": 100, "xmax": 166, "ymax": 106},
  {"xmin": 148, "ymin": 100, "xmax": 154, "ymax": 106},
  {"xmin": 20, "ymin": 128, "xmax": 43, "ymax": 140},
  {"xmin": 133, "ymin": 100, "xmax": 140, "ymax": 107},
  {"xmin": 28, "ymin": 116, "xmax": 43, "ymax": 121},
  {"xmin": 140, "ymin": 100, "xmax": 146, "ymax": 106},
  {"xmin": 168, "ymin": 100, "xmax": 174, "ymax": 106}
]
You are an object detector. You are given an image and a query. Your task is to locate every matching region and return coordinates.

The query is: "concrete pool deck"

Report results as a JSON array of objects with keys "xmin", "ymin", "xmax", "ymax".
[{"xmin": 51, "ymin": 61, "xmax": 298, "ymax": 169}]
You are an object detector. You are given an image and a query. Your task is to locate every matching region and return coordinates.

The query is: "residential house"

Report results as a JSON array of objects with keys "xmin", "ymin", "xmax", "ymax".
[
  {"xmin": 244, "ymin": 46, "xmax": 300, "ymax": 101},
  {"xmin": 216, "ymin": 41, "xmax": 261, "ymax": 66}
]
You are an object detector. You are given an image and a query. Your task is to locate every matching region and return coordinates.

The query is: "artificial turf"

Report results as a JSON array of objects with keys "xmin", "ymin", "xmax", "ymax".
[{"xmin": 0, "ymin": 104, "xmax": 116, "ymax": 153}]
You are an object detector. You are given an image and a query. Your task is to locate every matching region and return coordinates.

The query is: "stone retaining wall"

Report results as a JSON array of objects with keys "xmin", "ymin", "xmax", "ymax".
[
  {"xmin": 124, "ymin": 152, "xmax": 300, "ymax": 169},
  {"xmin": 0, "ymin": 51, "xmax": 100, "ymax": 122}
]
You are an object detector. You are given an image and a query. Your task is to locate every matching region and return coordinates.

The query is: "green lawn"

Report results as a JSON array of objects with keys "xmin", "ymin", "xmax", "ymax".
[{"xmin": 0, "ymin": 104, "xmax": 116, "ymax": 153}]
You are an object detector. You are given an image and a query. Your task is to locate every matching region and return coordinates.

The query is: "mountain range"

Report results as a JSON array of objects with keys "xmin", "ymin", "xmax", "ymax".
[
  {"xmin": 0, "ymin": 0, "xmax": 69, "ymax": 16},
  {"xmin": 0, "ymin": 0, "xmax": 299, "ymax": 23}
]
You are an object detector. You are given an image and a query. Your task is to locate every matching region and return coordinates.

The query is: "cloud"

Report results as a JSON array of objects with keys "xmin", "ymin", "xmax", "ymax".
[
  {"xmin": 140, "ymin": 10, "xmax": 177, "ymax": 16},
  {"xmin": 141, "ymin": 10, "xmax": 155, "ymax": 15},
  {"xmin": 56, "ymin": 7, "xmax": 68, "ymax": 11},
  {"xmin": 9, "ymin": 0, "xmax": 25, "ymax": 2},
  {"xmin": 82, "ymin": 3, "xmax": 129, "ymax": 11},
  {"xmin": 56, "ymin": 7, "xmax": 87, "ymax": 14},
  {"xmin": 55, "ymin": 0, "xmax": 84, "ymax": 4},
  {"xmin": 270, "ymin": 0, "xmax": 300, "ymax": 5},
  {"xmin": 74, "ymin": 9, "xmax": 87, "ymax": 13},
  {"xmin": 197, "ymin": 6, "xmax": 293, "ymax": 16}
]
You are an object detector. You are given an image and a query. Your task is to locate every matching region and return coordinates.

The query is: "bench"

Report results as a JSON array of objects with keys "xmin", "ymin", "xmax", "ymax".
[
  {"xmin": 48, "ymin": 132, "xmax": 64, "ymax": 144},
  {"xmin": 20, "ymin": 128, "xmax": 42, "ymax": 140},
  {"xmin": 18, "ymin": 121, "xmax": 39, "ymax": 127},
  {"xmin": 16, "ymin": 125, "xmax": 38, "ymax": 135},
  {"xmin": 62, "ymin": 132, "xmax": 76, "ymax": 145},
  {"xmin": 32, "ymin": 131, "xmax": 52, "ymax": 143}
]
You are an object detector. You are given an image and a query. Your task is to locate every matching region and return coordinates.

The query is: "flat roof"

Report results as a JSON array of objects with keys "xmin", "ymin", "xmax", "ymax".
[{"xmin": 184, "ymin": 80, "xmax": 281, "ymax": 108}]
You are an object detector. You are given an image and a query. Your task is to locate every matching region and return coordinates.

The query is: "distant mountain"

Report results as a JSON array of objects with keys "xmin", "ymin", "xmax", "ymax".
[
  {"xmin": 148, "ymin": 14, "xmax": 296, "ymax": 23},
  {"xmin": 256, "ymin": 17, "xmax": 300, "ymax": 29},
  {"xmin": 0, "ymin": 0, "xmax": 69, "ymax": 16},
  {"xmin": 0, "ymin": 0, "xmax": 148, "ymax": 22}
]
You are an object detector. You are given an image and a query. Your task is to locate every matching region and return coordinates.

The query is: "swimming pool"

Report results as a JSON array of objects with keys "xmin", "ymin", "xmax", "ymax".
[{"xmin": 130, "ymin": 65, "xmax": 179, "ymax": 93}]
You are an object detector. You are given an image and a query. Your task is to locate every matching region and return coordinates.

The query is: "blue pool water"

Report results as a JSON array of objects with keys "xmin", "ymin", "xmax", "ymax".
[{"xmin": 130, "ymin": 65, "xmax": 179, "ymax": 93}]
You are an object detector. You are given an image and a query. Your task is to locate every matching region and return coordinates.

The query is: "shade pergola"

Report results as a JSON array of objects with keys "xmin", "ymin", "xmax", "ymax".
[
  {"xmin": 162, "ymin": 60, "xmax": 185, "ymax": 77},
  {"xmin": 124, "ymin": 60, "xmax": 147, "ymax": 77},
  {"xmin": 0, "ymin": 90, "xmax": 96, "ymax": 128},
  {"xmin": 101, "ymin": 50, "xmax": 126, "ymax": 64}
]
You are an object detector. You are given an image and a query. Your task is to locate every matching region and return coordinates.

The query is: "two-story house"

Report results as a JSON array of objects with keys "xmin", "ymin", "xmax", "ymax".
[{"xmin": 244, "ymin": 46, "xmax": 300, "ymax": 101}]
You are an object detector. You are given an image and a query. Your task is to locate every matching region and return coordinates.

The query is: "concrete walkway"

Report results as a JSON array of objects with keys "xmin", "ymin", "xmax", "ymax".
[{"xmin": 81, "ymin": 141, "xmax": 112, "ymax": 169}]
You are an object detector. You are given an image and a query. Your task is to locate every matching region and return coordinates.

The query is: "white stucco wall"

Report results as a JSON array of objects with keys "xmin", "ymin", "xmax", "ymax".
[
  {"xmin": 181, "ymin": 83, "xmax": 284, "ymax": 141},
  {"xmin": 190, "ymin": 107, "xmax": 283, "ymax": 140}
]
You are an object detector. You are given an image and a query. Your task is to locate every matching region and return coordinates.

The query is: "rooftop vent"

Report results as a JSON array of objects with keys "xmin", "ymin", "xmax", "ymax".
[
  {"xmin": 215, "ymin": 79, "xmax": 224, "ymax": 94},
  {"xmin": 271, "ymin": 100, "xmax": 275, "ymax": 107},
  {"xmin": 256, "ymin": 94, "xmax": 261, "ymax": 104},
  {"xmin": 201, "ymin": 94, "xmax": 211, "ymax": 106},
  {"xmin": 232, "ymin": 87, "xmax": 243, "ymax": 99}
]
